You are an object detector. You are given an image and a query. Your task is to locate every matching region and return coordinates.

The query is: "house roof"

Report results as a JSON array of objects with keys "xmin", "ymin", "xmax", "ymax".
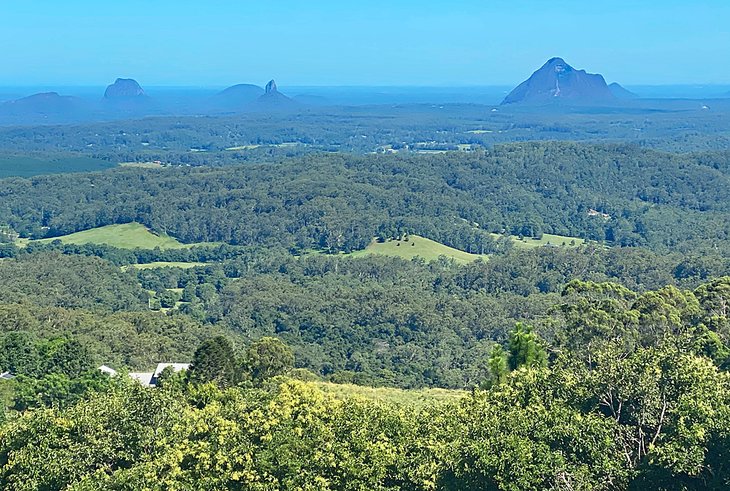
[
  {"xmin": 153, "ymin": 363, "xmax": 190, "ymax": 378},
  {"xmin": 116, "ymin": 362, "xmax": 190, "ymax": 387},
  {"xmin": 0, "ymin": 371, "xmax": 16, "ymax": 381},
  {"xmin": 128, "ymin": 372, "xmax": 155, "ymax": 386}
]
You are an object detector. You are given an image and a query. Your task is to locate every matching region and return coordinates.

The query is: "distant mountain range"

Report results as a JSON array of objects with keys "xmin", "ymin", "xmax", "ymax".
[
  {"xmin": 502, "ymin": 57, "xmax": 617, "ymax": 105},
  {"xmin": 0, "ymin": 77, "xmax": 303, "ymax": 124},
  {"xmin": 3, "ymin": 68, "xmax": 730, "ymax": 126}
]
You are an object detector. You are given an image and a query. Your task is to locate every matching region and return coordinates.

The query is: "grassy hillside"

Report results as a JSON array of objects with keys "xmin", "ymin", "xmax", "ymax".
[
  {"xmin": 314, "ymin": 381, "xmax": 465, "ymax": 406},
  {"xmin": 507, "ymin": 233, "xmax": 585, "ymax": 249},
  {"xmin": 118, "ymin": 162, "xmax": 165, "ymax": 168},
  {"xmin": 34, "ymin": 223, "xmax": 192, "ymax": 249},
  {"xmin": 349, "ymin": 235, "xmax": 489, "ymax": 264},
  {"xmin": 124, "ymin": 261, "xmax": 208, "ymax": 270}
]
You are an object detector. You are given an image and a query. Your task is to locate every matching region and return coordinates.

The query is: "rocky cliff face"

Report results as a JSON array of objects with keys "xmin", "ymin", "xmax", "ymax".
[
  {"xmin": 251, "ymin": 79, "xmax": 299, "ymax": 110},
  {"xmin": 104, "ymin": 78, "xmax": 146, "ymax": 99},
  {"xmin": 502, "ymin": 58, "xmax": 615, "ymax": 105}
]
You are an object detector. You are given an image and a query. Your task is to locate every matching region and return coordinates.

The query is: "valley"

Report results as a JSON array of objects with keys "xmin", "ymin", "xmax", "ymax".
[{"xmin": 1, "ymin": 8, "xmax": 730, "ymax": 484}]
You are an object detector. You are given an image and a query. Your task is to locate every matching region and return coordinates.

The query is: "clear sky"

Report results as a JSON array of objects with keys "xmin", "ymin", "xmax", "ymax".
[{"xmin": 1, "ymin": 0, "xmax": 729, "ymax": 87}]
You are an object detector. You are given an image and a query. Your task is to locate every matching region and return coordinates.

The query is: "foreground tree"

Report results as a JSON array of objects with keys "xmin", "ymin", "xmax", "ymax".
[
  {"xmin": 244, "ymin": 337, "xmax": 295, "ymax": 382},
  {"xmin": 187, "ymin": 336, "xmax": 237, "ymax": 387}
]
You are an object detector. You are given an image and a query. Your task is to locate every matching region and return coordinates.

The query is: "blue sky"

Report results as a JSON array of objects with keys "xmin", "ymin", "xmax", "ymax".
[{"xmin": 1, "ymin": 0, "xmax": 729, "ymax": 86}]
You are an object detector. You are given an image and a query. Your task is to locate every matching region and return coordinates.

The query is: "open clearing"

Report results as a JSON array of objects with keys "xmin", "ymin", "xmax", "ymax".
[
  {"xmin": 34, "ymin": 223, "xmax": 198, "ymax": 249},
  {"xmin": 124, "ymin": 261, "xmax": 208, "ymax": 270},
  {"xmin": 349, "ymin": 235, "xmax": 489, "ymax": 264},
  {"xmin": 119, "ymin": 162, "xmax": 165, "ymax": 168},
  {"xmin": 504, "ymin": 233, "xmax": 585, "ymax": 249},
  {"xmin": 225, "ymin": 145, "xmax": 261, "ymax": 151},
  {"xmin": 315, "ymin": 381, "xmax": 465, "ymax": 406}
]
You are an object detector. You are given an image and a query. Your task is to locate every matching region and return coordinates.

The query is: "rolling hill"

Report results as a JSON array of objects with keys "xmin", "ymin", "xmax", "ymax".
[
  {"xmin": 349, "ymin": 235, "xmax": 489, "ymax": 263},
  {"xmin": 33, "ymin": 222, "xmax": 192, "ymax": 249}
]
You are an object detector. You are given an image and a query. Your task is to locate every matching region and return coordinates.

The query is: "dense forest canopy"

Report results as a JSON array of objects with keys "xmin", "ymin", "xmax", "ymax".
[
  {"xmin": 0, "ymin": 246, "xmax": 728, "ymax": 388},
  {"xmin": 2, "ymin": 101, "xmax": 730, "ymax": 159},
  {"xmin": 1, "ymin": 265, "xmax": 729, "ymax": 489},
  {"xmin": 2, "ymin": 110, "xmax": 730, "ymax": 489},
  {"xmin": 1, "ymin": 142, "xmax": 730, "ymax": 257}
]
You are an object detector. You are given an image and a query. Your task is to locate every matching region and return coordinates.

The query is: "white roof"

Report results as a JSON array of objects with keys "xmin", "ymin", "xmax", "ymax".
[
  {"xmin": 0, "ymin": 371, "xmax": 15, "ymax": 380},
  {"xmin": 153, "ymin": 363, "xmax": 190, "ymax": 378},
  {"xmin": 129, "ymin": 372, "xmax": 154, "ymax": 386}
]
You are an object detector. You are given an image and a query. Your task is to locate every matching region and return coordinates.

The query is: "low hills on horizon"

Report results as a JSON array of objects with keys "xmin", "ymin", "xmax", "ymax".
[
  {"xmin": 1, "ymin": 60, "xmax": 728, "ymax": 124},
  {"xmin": 0, "ymin": 77, "xmax": 302, "ymax": 124}
]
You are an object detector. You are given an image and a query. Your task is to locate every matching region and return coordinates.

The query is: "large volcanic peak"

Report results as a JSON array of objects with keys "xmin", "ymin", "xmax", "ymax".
[{"xmin": 502, "ymin": 58, "xmax": 615, "ymax": 105}]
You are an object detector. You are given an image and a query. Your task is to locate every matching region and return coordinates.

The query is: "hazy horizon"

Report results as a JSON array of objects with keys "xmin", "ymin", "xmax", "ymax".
[{"xmin": 2, "ymin": 0, "xmax": 729, "ymax": 87}]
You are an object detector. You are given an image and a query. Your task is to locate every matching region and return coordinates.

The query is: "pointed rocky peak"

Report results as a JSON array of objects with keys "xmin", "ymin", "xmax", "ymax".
[
  {"xmin": 104, "ymin": 78, "xmax": 146, "ymax": 99},
  {"xmin": 249, "ymin": 79, "xmax": 300, "ymax": 112},
  {"xmin": 502, "ymin": 57, "xmax": 615, "ymax": 105},
  {"xmin": 545, "ymin": 57, "xmax": 568, "ymax": 67}
]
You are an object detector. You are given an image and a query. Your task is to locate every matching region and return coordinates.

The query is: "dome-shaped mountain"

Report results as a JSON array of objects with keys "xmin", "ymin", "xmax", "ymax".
[
  {"xmin": 0, "ymin": 92, "xmax": 88, "ymax": 122},
  {"xmin": 608, "ymin": 82, "xmax": 638, "ymax": 99},
  {"xmin": 104, "ymin": 78, "xmax": 146, "ymax": 99},
  {"xmin": 502, "ymin": 58, "xmax": 615, "ymax": 105},
  {"xmin": 210, "ymin": 84, "xmax": 264, "ymax": 111},
  {"xmin": 5, "ymin": 92, "xmax": 79, "ymax": 109}
]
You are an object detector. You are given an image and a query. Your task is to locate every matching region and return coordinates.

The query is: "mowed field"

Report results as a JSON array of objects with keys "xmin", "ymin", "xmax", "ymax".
[
  {"xmin": 0, "ymin": 155, "xmax": 116, "ymax": 178},
  {"xmin": 507, "ymin": 233, "xmax": 586, "ymax": 249},
  {"xmin": 124, "ymin": 261, "xmax": 208, "ymax": 270},
  {"xmin": 349, "ymin": 235, "xmax": 489, "ymax": 264},
  {"xmin": 314, "ymin": 381, "xmax": 466, "ymax": 407},
  {"xmin": 33, "ymin": 223, "xmax": 194, "ymax": 249}
]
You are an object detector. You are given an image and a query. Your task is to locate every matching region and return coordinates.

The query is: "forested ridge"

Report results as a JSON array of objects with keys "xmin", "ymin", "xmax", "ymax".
[{"xmin": 2, "ymin": 142, "xmax": 730, "ymax": 255}]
